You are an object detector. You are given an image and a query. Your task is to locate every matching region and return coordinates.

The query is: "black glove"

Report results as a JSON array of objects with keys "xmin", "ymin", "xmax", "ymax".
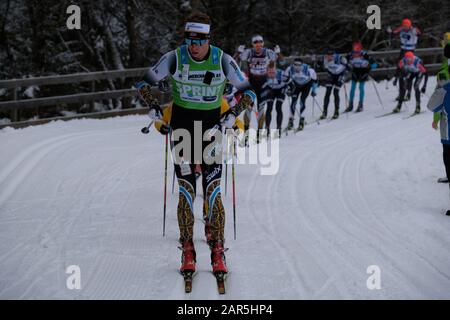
[
  {"xmin": 224, "ymin": 82, "xmax": 234, "ymax": 95},
  {"xmin": 147, "ymin": 101, "xmax": 163, "ymax": 120},
  {"xmin": 311, "ymin": 91, "xmax": 317, "ymax": 97},
  {"xmin": 158, "ymin": 80, "xmax": 170, "ymax": 92},
  {"xmin": 421, "ymin": 86, "xmax": 426, "ymax": 94},
  {"xmin": 159, "ymin": 124, "xmax": 171, "ymax": 135},
  {"xmin": 393, "ymin": 78, "xmax": 397, "ymax": 86}
]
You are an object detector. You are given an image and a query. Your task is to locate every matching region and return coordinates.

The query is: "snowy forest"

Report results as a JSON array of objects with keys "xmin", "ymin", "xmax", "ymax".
[{"xmin": 0, "ymin": 0, "xmax": 449, "ymax": 119}]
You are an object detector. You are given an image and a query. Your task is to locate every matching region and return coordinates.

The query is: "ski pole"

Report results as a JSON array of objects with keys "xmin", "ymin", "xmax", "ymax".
[
  {"xmin": 163, "ymin": 132, "xmax": 169, "ymax": 237},
  {"xmin": 168, "ymin": 130, "xmax": 176, "ymax": 195},
  {"xmin": 224, "ymin": 127, "xmax": 230, "ymax": 196},
  {"xmin": 369, "ymin": 76, "xmax": 385, "ymax": 109},
  {"xmin": 171, "ymin": 166, "xmax": 176, "ymax": 194},
  {"xmin": 313, "ymin": 96, "xmax": 323, "ymax": 113},
  {"xmin": 143, "ymin": 119, "xmax": 175, "ymax": 197},
  {"xmin": 231, "ymin": 136, "xmax": 237, "ymax": 240},
  {"xmin": 225, "ymin": 161, "xmax": 228, "ymax": 196},
  {"xmin": 161, "ymin": 126, "xmax": 173, "ymax": 237},
  {"xmin": 343, "ymin": 83, "xmax": 349, "ymax": 119},
  {"xmin": 141, "ymin": 120, "xmax": 155, "ymax": 134},
  {"xmin": 312, "ymin": 96, "xmax": 323, "ymax": 125}
]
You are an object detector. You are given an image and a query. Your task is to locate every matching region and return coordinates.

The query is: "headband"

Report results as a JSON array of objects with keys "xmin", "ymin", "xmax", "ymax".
[
  {"xmin": 252, "ymin": 35, "xmax": 264, "ymax": 43},
  {"xmin": 185, "ymin": 22, "xmax": 210, "ymax": 34}
]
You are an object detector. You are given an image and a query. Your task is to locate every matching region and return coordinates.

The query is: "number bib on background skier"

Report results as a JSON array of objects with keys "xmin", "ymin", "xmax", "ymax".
[
  {"xmin": 171, "ymin": 45, "xmax": 227, "ymax": 110},
  {"xmin": 324, "ymin": 54, "xmax": 347, "ymax": 75},
  {"xmin": 400, "ymin": 28, "xmax": 419, "ymax": 51},
  {"xmin": 349, "ymin": 56, "xmax": 370, "ymax": 69},
  {"xmin": 402, "ymin": 56, "xmax": 422, "ymax": 74},
  {"xmin": 290, "ymin": 64, "xmax": 312, "ymax": 86}
]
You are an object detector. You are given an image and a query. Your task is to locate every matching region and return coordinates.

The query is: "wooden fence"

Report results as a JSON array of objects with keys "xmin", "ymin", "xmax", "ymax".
[{"xmin": 0, "ymin": 47, "xmax": 444, "ymax": 129}]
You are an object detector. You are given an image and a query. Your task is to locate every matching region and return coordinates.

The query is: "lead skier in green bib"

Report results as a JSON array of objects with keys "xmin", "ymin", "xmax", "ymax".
[{"xmin": 136, "ymin": 12, "xmax": 256, "ymax": 293}]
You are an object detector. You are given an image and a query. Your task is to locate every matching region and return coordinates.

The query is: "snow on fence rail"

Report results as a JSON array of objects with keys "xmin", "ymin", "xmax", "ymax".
[{"xmin": 0, "ymin": 47, "xmax": 443, "ymax": 129}]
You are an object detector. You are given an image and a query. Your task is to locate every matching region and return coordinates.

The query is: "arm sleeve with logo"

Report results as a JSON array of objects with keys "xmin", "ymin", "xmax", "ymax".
[
  {"xmin": 222, "ymin": 53, "xmax": 252, "ymax": 91},
  {"xmin": 143, "ymin": 50, "xmax": 177, "ymax": 85}
]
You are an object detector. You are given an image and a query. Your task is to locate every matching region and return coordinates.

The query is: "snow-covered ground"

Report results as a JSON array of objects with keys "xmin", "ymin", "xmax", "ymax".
[{"xmin": 1, "ymin": 78, "xmax": 450, "ymax": 299}]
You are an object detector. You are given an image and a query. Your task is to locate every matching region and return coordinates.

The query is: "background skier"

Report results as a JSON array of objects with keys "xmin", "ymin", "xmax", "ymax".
[
  {"xmin": 345, "ymin": 41, "xmax": 377, "ymax": 113},
  {"xmin": 284, "ymin": 58, "xmax": 318, "ymax": 131},
  {"xmin": 320, "ymin": 49, "xmax": 348, "ymax": 119},
  {"xmin": 393, "ymin": 51, "xmax": 428, "ymax": 114},
  {"xmin": 235, "ymin": 35, "xmax": 279, "ymax": 143},
  {"xmin": 388, "ymin": 18, "xmax": 422, "ymax": 101},
  {"xmin": 260, "ymin": 61, "xmax": 289, "ymax": 138}
]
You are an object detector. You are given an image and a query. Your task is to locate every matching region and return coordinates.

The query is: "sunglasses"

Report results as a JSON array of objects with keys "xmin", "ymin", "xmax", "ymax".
[
  {"xmin": 185, "ymin": 38, "xmax": 209, "ymax": 46},
  {"xmin": 252, "ymin": 40, "xmax": 263, "ymax": 44}
]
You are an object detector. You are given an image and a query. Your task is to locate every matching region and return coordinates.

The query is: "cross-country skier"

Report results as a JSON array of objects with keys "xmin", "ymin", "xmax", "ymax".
[
  {"xmin": 283, "ymin": 58, "xmax": 318, "ymax": 131},
  {"xmin": 393, "ymin": 51, "xmax": 428, "ymax": 114},
  {"xmin": 427, "ymin": 41, "xmax": 450, "ymax": 216},
  {"xmin": 235, "ymin": 35, "xmax": 279, "ymax": 143},
  {"xmin": 431, "ymin": 41, "xmax": 450, "ymax": 185},
  {"xmin": 320, "ymin": 49, "xmax": 348, "ymax": 119},
  {"xmin": 260, "ymin": 61, "xmax": 289, "ymax": 138},
  {"xmin": 153, "ymin": 97, "xmax": 245, "ymax": 241},
  {"xmin": 136, "ymin": 11, "xmax": 256, "ymax": 292},
  {"xmin": 388, "ymin": 18, "xmax": 422, "ymax": 101},
  {"xmin": 389, "ymin": 18, "xmax": 421, "ymax": 55},
  {"xmin": 345, "ymin": 41, "xmax": 377, "ymax": 113}
]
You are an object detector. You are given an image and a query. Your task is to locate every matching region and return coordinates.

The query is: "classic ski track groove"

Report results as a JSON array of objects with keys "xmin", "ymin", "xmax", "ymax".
[{"xmin": 1, "ymin": 79, "xmax": 450, "ymax": 298}]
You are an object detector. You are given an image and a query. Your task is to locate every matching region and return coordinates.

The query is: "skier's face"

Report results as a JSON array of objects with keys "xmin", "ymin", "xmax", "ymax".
[
  {"xmin": 293, "ymin": 63, "xmax": 302, "ymax": 72},
  {"xmin": 188, "ymin": 40, "xmax": 210, "ymax": 60},
  {"xmin": 253, "ymin": 40, "xmax": 264, "ymax": 52},
  {"xmin": 267, "ymin": 67, "xmax": 276, "ymax": 78}
]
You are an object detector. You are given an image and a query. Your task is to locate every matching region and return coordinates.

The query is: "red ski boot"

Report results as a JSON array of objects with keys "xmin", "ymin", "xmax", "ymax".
[
  {"xmin": 211, "ymin": 241, "xmax": 228, "ymax": 273},
  {"xmin": 179, "ymin": 240, "xmax": 196, "ymax": 273},
  {"xmin": 179, "ymin": 240, "xmax": 196, "ymax": 293},
  {"xmin": 210, "ymin": 240, "xmax": 228, "ymax": 294}
]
